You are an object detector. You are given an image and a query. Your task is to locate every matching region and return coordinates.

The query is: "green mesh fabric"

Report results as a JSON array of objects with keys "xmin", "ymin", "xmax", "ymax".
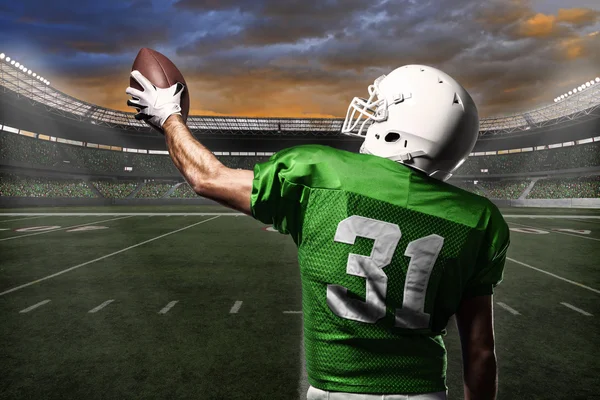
[{"xmin": 251, "ymin": 145, "xmax": 510, "ymax": 394}]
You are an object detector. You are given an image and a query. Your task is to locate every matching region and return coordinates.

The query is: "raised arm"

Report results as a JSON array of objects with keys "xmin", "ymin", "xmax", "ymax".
[
  {"xmin": 455, "ymin": 294, "xmax": 498, "ymax": 400},
  {"xmin": 162, "ymin": 114, "xmax": 254, "ymax": 215},
  {"xmin": 125, "ymin": 71, "xmax": 254, "ymax": 216}
]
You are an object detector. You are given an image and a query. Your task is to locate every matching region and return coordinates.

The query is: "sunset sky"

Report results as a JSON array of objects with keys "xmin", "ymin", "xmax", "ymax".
[{"xmin": 1, "ymin": 0, "xmax": 599, "ymax": 118}]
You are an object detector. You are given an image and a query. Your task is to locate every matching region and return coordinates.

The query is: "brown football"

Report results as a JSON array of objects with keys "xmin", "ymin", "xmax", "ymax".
[{"xmin": 130, "ymin": 48, "xmax": 190, "ymax": 123}]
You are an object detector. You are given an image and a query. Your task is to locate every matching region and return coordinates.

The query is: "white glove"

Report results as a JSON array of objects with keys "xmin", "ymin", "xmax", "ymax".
[{"xmin": 126, "ymin": 70, "xmax": 184, "ymax": 131}]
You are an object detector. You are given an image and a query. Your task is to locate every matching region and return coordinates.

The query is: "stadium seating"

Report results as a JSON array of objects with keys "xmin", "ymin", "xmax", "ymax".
[
  {"xmin": 135, "ymin": 181, "xmax": 176, "ymax": 198},
  {"xmin": 477, "ymin": 180, "xmax": 530, "ymax": 199},
  {"xmin": 527, "ymin": 176, "xmax": 600, "ymax": 199},
  {"xmin": 454, "ymin": 141, "xmax": 600, "ymax": 175},
  {"xmin": 0, "ymin": 132, "xmax": 270, "ymax": 176},
  {"xmin": 92, "ymin": 180, "xmax": 138, "ymax": 198},
  {"xmin": 0, "ymin": 132, "xmax": 66, "ymax": 168},
  {"xmin": 169, "ymin": 183, "xmax": 197, "ymax": 198},
  {"xmin": 0, "ymin": 173, "xmax": 96, "ymax": 198},
  {"xmin": 449, "ymin": 181, "xmax": 486, "ymax": 196}
]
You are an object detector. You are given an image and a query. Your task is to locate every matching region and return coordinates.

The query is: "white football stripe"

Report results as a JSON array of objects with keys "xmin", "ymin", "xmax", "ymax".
[
  {"xmin": 159, "ymin": 301, "xmax": 178, "ymax": 314},
  {"xmin": 507, "ymin": 257, "xmax": 600, "ymax": 294},
  {"xmin": 496, "ymin": 302, "xmax": 520, "ymax": 315},
  {"xmin": 560, "ymin": 302, "xmax": 593, "ymax": 316},
  {"xmin": 229, "ymin": 301, "xmax": 243, "ymax": 314},
  {"xmin": 19, "ymin": 299, "xmax": 51, "ymax": 313},
  {"xmin": 88, "ymin": 299, "xmax": 115, "ymax": 313},
  {"xmin": 0, "ymin": 216, "xmax": 221, "ymax": 297}
]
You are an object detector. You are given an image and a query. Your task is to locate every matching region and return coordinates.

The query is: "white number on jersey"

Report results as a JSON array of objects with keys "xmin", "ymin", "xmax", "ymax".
[{"xmin": 326, "ymin": 215, "xmax": 444, "ymax": 329}]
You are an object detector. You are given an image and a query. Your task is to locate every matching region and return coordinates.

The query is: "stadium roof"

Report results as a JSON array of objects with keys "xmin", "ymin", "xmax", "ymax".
[{"xmin": 1, "ymin": 58, "xmax": 599, "ymax": 137}]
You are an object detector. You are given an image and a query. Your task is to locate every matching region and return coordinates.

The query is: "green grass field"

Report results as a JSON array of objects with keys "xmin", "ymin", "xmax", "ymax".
[{"xmin": 0, "ymin": 206, "xmax": 599, "ymax": 400}]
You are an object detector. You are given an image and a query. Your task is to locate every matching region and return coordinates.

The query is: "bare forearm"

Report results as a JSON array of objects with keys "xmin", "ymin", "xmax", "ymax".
[
  {"xmin": 463, "ymin": 350, "xmax": 497, "ymax": 400},
  {"xmin": 163, "ymin": 114, "xmax": 223, "ymax": 194}
]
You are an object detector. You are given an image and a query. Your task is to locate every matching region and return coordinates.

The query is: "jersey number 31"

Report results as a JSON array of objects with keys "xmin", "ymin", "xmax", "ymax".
[{"xmin": 327, "ymin": 215, "xmax": 444, "ymax": 329}]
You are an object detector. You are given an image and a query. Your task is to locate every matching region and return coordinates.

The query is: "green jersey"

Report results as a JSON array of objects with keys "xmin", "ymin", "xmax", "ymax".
[{"xmin": 251, "ymin": 145, "xmax": 510, "ymax": 394}]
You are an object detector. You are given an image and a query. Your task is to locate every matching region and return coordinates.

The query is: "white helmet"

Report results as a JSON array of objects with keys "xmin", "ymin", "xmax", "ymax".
[{"xmin": 341, "ymin": 65, "xmax": 479, "ymax": 181}]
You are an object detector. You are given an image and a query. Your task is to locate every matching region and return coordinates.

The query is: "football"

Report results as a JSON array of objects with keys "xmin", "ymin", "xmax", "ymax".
[{"xmin": 130, "ymin": 47, "xmax": 190, "ymax": 123}]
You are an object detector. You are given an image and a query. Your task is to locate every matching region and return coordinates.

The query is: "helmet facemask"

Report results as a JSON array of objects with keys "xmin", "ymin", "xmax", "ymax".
[{"xmin": 341, "ymin": 75, "xmax": 388, "ymax": 137}]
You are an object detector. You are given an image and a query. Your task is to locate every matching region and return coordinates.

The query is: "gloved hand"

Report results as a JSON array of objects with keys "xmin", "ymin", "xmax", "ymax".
[{"xmin": 126, "ymin": 70, "xmax": 184, "ymax": 132}]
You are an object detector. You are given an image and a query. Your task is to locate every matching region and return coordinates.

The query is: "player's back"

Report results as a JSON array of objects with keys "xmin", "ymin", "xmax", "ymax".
[{"xmin": 251, "ymin": 144, "xmax": 510, "ymax": 395}]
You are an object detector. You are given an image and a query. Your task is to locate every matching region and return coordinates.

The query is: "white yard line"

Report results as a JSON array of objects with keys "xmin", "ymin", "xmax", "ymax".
[
  {"xmin": 19, "ymin": 299, "xmax": 51, "ymax": 313},
  {"xmin": 507, "ymin": 257, "xmax": 600, "ymax": 294},
  {"xmin": 0, "ymin": 215, "xmax": 133, "ymax": 242},
  {"xmin": 88, "ymin": 300, "xmax": 115, "ymax": 313},
  {"xmin": 0, "ymin": 213, "xmax": 244, "ymax": 216},
  {"xmin": 560, "ymin": 302, "xmax": 593, "ymax": 316},
  {"xmin": 229, "ymin": 301, "xmax": 243, "ymax": 314},
  {"xmin": 0, "ymin": 216, "xmax": 47, "ymax": 223},
  {"xmin": 503, "ymin": 215, "xmax": 600, "ymax": 219},
  {"xmin": 496, "ymin": 302, "xmax": 520, "ymax": 315},
  {"xmin": 0, "ymin": 216, "xmax": 221, "ymax": 297},
  {"xmin": 284, "ymin": 311, "xmax": 303, "ymax": 314},
  {"xmin": 507, "ymin": 221, "xmax": 600, "ymax": 242},
  {"xmin": 159, "ymin": 301, "xmax": 178, "ymax": 314}
]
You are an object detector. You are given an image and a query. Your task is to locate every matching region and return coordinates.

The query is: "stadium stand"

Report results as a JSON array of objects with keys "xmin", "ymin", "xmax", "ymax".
[
  {"xmin": 449, "ymin": 181, "xmax": 487, "ymax": 196},
  {"xmin": 3, "ymin": 131, "xmax": 598, "ymax": 178},
  {"xmin": 169, "ymin": 183, "xmax": 197, "ymax": 198},
  {"xmin": 454, "ymin": 141, "xmax": 600, "ymax": 175},
  {"xmin": 61, "ymin": 145, "xmax": 125, "ymax": 174},
  {"xmin": 135, "ymin": 181, "xmax": 177, "ymax": 198},
  {"xmin": 129, "ymin": 153, "xmax": 179, "ymax": 175},
  {"xmin": 92, "ymin": 180, "xmax": 139, "ymax": 198},
  {"xmin": 477, "ymin": 180, "xmax": 530, "ymax": 199},
  {"xmin": 0, "ymin": 173, "xmax": 96, "ymax": 198},
  {"xmin": 0, "ymin": 131, "xmax": 66, "ymax": 169},
  {"xmin": 527, "ymin": 176, "xmax": 600, "ymax": 199}
]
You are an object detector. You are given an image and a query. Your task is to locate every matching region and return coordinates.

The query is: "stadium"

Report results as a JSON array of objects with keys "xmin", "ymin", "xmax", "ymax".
[{"xmin": 1, "ymin": 51, "xmax": 599, "ymax": 400}]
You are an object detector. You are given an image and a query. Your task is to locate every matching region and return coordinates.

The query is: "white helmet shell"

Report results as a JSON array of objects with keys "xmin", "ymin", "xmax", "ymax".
[{"xmin": 341, "ymin": 65, "xmax": 479, "ymax": 181}]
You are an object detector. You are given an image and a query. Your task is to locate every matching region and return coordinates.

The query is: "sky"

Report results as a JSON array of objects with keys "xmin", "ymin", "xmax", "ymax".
[{"xmin": 0, "ymin": 0, "xmax": 599, "ymax": 119}]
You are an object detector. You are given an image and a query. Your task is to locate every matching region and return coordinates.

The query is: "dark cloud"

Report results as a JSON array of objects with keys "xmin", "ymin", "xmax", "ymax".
[{"xmin": 0, "ymin": 0, "xmax": 598, "ymax": 118}]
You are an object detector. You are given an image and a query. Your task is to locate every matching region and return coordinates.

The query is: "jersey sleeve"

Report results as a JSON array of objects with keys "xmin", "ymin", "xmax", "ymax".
[
  {"xmin": 251, "ymin": 146, "xmax": 317, "ymax": 241},
  {"xmin": 463, "ymin": 204, "xmax": 510, "ymax": 299}
]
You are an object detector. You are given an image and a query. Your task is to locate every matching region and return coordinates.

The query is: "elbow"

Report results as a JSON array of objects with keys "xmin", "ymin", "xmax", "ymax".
[
  {"xmin": 190, "ymin": 166, "xmax": 226, "ymax": 198},
  {"xmin": 191, "ymin": 180, "xmax": 212, "ymax": 197}
]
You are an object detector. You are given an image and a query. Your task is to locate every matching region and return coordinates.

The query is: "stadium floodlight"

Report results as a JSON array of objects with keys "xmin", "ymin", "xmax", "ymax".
[
  {"xmin": 15, "ymin": 62, "xmax": 20, "ymax": 68},
  {"xmin": 596, "ymin": 77, "xmax": 600, "ymax": 82},
  {"xmin": 32, "ymin": 73, "xmax": 36, "ymax": 77},
  {"xmin": 586, "ymin": 82, "xmax": 591, "ymax": 87},
  {"xmin": 10, "ymin": 60, "xmax": 15, "ymax": 65},
  {"xmin": 569, "ymin": 90, "xmax": 573, "ymax": 95},
  {"xmin": 0, "ymin": 53, "xmax": 4, "ymax": 59},
  {"xmin": 27, "ymin": 70, "xmax": 32, "ymax": 75},
  {"xmin": 46, "ymin": 81, "xmax": 50, "ymax": 85},
  {"xmin": 5, "ymin": 56, "xmax": 10, "ymax": 62}
]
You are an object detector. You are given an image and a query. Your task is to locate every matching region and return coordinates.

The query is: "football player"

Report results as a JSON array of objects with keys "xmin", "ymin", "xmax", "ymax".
[{"xmin": 126, "ymin": 64, "xmax": 509, "ymax": 400}]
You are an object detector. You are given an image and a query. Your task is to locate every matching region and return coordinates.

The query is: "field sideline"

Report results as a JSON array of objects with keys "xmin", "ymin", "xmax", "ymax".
[{"xmin": 0, "ymin": 206, "xmax": 598, "ymax": 399}]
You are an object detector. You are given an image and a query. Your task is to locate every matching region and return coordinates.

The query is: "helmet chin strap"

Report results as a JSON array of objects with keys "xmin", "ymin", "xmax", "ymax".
[
  {"xmin": 360, "ymin": 146, "xmax": 452, "ymax": 181},
  {"xmin": 360, "ymin": 145, "xmax": 426, "ymax": 162}
]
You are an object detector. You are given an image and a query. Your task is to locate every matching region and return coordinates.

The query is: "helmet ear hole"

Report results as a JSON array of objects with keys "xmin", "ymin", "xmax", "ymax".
[{"xmin": 385, "ymin": 132, "xmax": 401, "ymax": 143}]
